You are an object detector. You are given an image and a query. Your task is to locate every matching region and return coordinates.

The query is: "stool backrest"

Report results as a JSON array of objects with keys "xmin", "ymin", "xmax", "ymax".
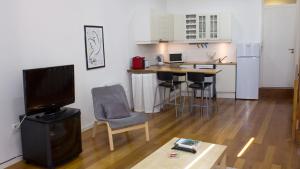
[
  {"xmin": 157, "ymin": 72, "xmax": 173, "ymax": 81},
  {"xmin": 173, "ymin": 73, "xmax": 186, "ymax": 77},
  {"xmin": 187, "ymin": 72, "xmax": 205, "ymax": 83}
]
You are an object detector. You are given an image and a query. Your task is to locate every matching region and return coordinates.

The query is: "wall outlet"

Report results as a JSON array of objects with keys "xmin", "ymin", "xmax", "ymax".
[{"xmin": 12, "ymin": 123, "xmax": 20, "ymax": 130}]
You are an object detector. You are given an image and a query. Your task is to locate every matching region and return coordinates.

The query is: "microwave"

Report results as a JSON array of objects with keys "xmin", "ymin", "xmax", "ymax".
[{"xmin": 169, "ymin": 53, "xmax": 183, "ymax": 63}]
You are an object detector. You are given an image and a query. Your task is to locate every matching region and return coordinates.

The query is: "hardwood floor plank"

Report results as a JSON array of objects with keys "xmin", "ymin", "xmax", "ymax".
[
  {"xmin": 271, "ymin": 164, "xmax": 282, "ymax": 169},
  {"xmin": 260, "ymin": 146, "xmax": 276, "ymax": 169},
  {"xmin": 254, "ymin": 102, "xmax": 275, "ymax": 144},
  {"xmin": 233, "ymin": 158, "xmax": 245, "ymax": 169},
  {"xmin": 7, "ymin": 90, "xmax": 299, "ymax": 169},
  {"xmin": 251, "ymin": 162, "xmax": 262, "ymax": 169},
  {"xmin": 214, "ymin": 100, "xmax": 248, "ymax": 144}
]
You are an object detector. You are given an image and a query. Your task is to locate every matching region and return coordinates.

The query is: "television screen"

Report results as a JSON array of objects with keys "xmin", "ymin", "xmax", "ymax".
[{"xmin": 23, "ymin": 65, "xmax": 75, "ymax": 116}]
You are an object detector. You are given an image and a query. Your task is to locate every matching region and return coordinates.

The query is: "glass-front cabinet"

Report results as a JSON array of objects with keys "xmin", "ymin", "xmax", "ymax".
[
  {"xmin": 209, "ymin": 14, "xmax": 218, "ymax": 39},
  {"xmin": 185, "ymin": 14, "xmax": 197, "ymax": 40},
  {"xmin": 198, "ymin": 15, "xmax": 206, "ymax": 40},
  {"xmin": 182, "ymin": 13, "xmax": 231, "ymax": 43}
]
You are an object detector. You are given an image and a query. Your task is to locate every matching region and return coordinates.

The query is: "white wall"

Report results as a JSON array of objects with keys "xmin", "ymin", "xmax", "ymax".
[
  {"xmin": 0, "ymin": 0, "xmax": 166, "ymax": 167},
  {"xmin": 166, "ymin": 0, "xmax": 263, "ymax": 62},
  {"xmin": 296, "ymin": 0, "xmax": 300, "ymax": 74}
]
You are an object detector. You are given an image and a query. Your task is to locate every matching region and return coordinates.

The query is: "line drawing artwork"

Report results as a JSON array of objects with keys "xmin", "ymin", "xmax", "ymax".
[{"xmin": 84, "ymin": 26, "xmax": 105, "ymax": 70}]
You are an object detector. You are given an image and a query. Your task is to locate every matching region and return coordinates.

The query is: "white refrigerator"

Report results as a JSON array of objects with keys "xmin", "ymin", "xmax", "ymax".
[{"xmin": 236, "ymin": 43, "xmax": 260, "ymax": 99}]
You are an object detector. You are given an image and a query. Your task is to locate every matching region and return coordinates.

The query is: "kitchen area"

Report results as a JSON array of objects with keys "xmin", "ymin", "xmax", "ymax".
[{"xmin": 128, "ymin": 3, "xmax": 263, "ymax": 113}]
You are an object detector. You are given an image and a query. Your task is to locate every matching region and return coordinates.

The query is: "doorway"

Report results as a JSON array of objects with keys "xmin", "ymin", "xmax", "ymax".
[{"xmin": 261, "ymin": 4, "xmax": 296, "ymax": 88}]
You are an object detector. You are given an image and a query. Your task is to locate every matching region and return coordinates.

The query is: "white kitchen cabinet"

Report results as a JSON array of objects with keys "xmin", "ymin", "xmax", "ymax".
[
  {"xmin": 198, "ymin": 15, "xmax": 207, "ymax": 40},
  {"xmin": 217, "ymin": 13, "xmax": 231, "ymax": 41},
  {"xmin": 185, "ymin": 14, "xmax": 198, "ymax": 41},
  {"xmin": 173, "ymin": 15, "xmax": 185, "ymax": 42},
  {"xmin": 134, "ymin": 9, "xmax": 174, "ymax": 44},
  {"xmin": 158, "ymin": 14, "xmax": 174, "ymax": 42},
  {"xmin": 173, "ymin": 12, "xmax": 231, "ymax": 43},
  {"xmin": 207, "ymin": 14, "xmax": 219, "ymax": 40},
  {"xmin": 216, "ymin": 65, "xmax": 236, "ymax": 98},
  {"xmin": 131, "ymin": 73, "xmax": 160, "ymax": 113}
]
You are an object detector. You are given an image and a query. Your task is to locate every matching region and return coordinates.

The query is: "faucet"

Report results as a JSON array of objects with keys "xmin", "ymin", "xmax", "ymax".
[{"xmin": 218, "ymin": 56, "xmax": 228, "ymax": 63}]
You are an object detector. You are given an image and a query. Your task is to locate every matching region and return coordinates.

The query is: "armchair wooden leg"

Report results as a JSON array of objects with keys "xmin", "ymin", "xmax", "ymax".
[
  {"xmin": 92, "ymin": 121, "xmax": 97, "ymax": 138},
  {"xmin": 106, "ymin": 123, "xmax": 114, "ymax": 151},
  {"xmin": 145, "ymin": 121, "xmax": 150, "ymax": 141}
]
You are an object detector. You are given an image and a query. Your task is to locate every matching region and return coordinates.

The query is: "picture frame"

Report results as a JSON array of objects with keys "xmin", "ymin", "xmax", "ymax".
[{"xmin": 84, "ymin": 25, "xmax": 106, "ymax": 70}]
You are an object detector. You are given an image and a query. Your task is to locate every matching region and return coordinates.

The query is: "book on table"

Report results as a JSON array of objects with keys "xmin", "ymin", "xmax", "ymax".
[{"xmin": 172, "ymin": 138, "xmax": 200, "ymax": 154}]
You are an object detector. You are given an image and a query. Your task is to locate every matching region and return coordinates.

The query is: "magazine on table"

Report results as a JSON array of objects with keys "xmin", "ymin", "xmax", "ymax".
[{"xmin": 172, "ymin": 138, "xmax": 200, "ymax": 153}]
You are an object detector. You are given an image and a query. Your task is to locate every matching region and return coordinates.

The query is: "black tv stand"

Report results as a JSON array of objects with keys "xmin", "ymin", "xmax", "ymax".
[
  {"xmin": 34, "ymin": 108, "xmax": 66, "ymax": 120},
  {"xmin": 20, "ymin": 107, "xmax": 82, "ymax": 169},
  {"xmin": 42, "ymin": 107, "xmax": 66, "ymax": 115}
]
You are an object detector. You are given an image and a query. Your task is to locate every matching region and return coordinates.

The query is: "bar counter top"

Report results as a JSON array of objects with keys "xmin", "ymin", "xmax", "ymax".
[
  {"xmin": 178, "ymin": 61, "xmax": 237, "ymax": 65},
  {"xmin": 127, "ymin": 65, "xmax": 222, "ymax": 75}
]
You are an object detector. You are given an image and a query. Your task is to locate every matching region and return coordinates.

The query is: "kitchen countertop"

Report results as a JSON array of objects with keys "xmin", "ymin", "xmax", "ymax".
[
  {"xmin": 127, "ymin": 65, "xmax": 222, "ymax": 74},
  {"xmin": 178, "ymin": 61, "xmax": 237, "ymax": 65}
]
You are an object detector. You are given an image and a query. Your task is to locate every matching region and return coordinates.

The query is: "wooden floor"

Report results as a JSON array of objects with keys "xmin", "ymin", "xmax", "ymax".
[{"xmin": 8, "ymin": 89, "xmax": 300, "ymax": 169}]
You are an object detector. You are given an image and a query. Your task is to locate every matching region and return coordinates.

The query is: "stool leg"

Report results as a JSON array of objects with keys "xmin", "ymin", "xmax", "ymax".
[
  {"xmin": 189, "ymin": 88, "xmax": 192, "ymax": 112},
  {"xmin": 201, "ymin": 89, "xmax": 204, "ymax": 116},
  {"xmin": 206, "ymin": 88, "xmax": 209, "ymax": 117},
  {"xmin": 175, "ymin": 87, "xmax": 178, "ymax": 117},
  {"xmin": 152, "ymin": 85, "xmax": 159, "ymax": 113},
  {"xmin": 189, "ymin": 88, "xmax": 194, "ymax": 113},
  {"xmin": 163, "ymin": 87, "xmax": 166, "ymax": 109},
  {"xmin": 194, "ymin": 89, "xmax": 197, "ymax": 113},
  {"xmin": 170, "ymin": 88, "xmax": 178, "ymax": 117},
  {"xmin": 214, "ymin": 86, "xmax": 219, "ymax": 113},
  {"xmin": 208, "ymin": 85, "xmax": 212, "ymax": 115},
  {"xmin": 184, "ymin": 82, "xmax": 189, "ymax": 113},
  {"xmin": 179, "ymin": 84, "xmax": 183, "ymax": 115},
  {"xmin": 168, "ymin": 88, "xmax": 171, "ymax": 104}
]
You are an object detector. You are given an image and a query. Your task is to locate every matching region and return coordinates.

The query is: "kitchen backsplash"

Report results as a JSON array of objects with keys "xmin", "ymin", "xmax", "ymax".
[
  {"xmin": 166, "ymin": 43, "xmax": 236, "ymax": 63},
  {"xmin": 140, "ymin": 43, "xmax": 236, "ymax": 66}
]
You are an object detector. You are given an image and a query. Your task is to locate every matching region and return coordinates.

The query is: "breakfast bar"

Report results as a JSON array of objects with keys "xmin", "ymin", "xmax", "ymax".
[
  {"xmin": 127, "ymin": 65, "xmax": 222, "ymax": 74},
  {"xmin": 127, "ymin": 64, "xmax": 222, "ymax": 113}
]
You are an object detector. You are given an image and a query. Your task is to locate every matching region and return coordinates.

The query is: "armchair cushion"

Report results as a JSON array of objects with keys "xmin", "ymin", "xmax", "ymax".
[
  {"xmin": 103, "ymin": 102, "xmax": 130, "ymax": 119},
  {"xmin": 107, "ymin": 112, "xmax": 149, "ymax": 129},
  {"xmin": 92, "ymin": 84, "xmax": 130, "ymax": 121}
]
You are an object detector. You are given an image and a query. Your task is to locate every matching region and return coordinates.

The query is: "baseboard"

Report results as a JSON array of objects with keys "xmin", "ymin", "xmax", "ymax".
[
  {"xmin": 1, "ymin": 156, "xmax": 23, "ymax": 168},
  {"xmin": 217, "ymin": 92, "xmax": 236, "ymax": 99},
  {"xmin": 260, "ymin": 87, "xmax": 293, "ymax": 90},
  {"xmin": 81, "ymin": 122, "xmax": 95, "ymax": 132},
  {"xmin": 259, "ymin": 87, "xmax": 293, "ymax": 98}
]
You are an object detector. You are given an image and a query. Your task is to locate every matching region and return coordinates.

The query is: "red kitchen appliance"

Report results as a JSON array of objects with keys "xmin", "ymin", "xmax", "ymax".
[{"xmin": 132, "ymin": 56, "xmax": 145, "ymax": 69}]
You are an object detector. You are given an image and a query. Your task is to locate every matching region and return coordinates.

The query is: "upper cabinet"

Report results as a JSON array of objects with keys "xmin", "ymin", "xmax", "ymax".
[
  {"xmin": 173, "ymin": 15, "xmax": 185, "ymax": 42},
  {"xmin": 134, "ymin": 11, "xmax": 231, "ymax": 44},
  {"xmin": 134, "ymin": 9, "xmax": 174, "ymax": 44},
  {"xmin": 173, "ymin": 12, "xmax": 232, "ymax": 43}
]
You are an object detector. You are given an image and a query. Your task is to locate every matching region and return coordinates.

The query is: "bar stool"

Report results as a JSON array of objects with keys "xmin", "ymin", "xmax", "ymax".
[
  {"xmin": 153, "ymin": 72, "xmax": 184, "ymax": 117},
  {"xmin": 172, "ymin": 73, "xmax": 189, "ymax": 112},
  {"xmin": 187, "ymin": 72, "xmax": 213, "ymax": 115},
  {"xmin": 203, "ymin": 74, "xmax": 218, "ymax": 112}
]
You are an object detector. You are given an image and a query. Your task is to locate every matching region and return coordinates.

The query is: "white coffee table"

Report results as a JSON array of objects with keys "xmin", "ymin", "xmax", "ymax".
[{"xmin": 132, "ymin": 138, "xmax": 227, "ymax": 169}]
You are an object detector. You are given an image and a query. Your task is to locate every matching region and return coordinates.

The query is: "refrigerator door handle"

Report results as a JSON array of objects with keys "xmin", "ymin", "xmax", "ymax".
[{"xmin": 237, "ymin": 56, "xmax": 258, "ymax": 59}]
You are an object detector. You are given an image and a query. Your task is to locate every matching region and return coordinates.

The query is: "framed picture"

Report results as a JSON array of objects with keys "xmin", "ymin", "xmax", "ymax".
[{"xmin": 84, "ymin": 25, "xmax": 106, "ymax": 70}]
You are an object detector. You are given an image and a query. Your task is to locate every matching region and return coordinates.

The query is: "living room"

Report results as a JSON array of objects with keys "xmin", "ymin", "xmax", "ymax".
[{"xmin": 1, "ymin": 0, "xmax": 300, "ymax": 169}]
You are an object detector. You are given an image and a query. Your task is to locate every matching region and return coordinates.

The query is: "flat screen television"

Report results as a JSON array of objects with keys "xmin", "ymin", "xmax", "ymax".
[{"xmin": 23, "ymin": 65, "xmax": 75, "ymax": 116}]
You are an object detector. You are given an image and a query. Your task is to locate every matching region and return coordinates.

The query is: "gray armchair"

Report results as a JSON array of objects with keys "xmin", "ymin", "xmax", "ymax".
[{"xmin": 91, "ymin": 84, "xmax": 150, "ymax": 151}]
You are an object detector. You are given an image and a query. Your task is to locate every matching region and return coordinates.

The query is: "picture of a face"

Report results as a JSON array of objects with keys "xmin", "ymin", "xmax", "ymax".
[{"xmin": 84, "ymin": 26, "xmax": 105, "ymax": 69}]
